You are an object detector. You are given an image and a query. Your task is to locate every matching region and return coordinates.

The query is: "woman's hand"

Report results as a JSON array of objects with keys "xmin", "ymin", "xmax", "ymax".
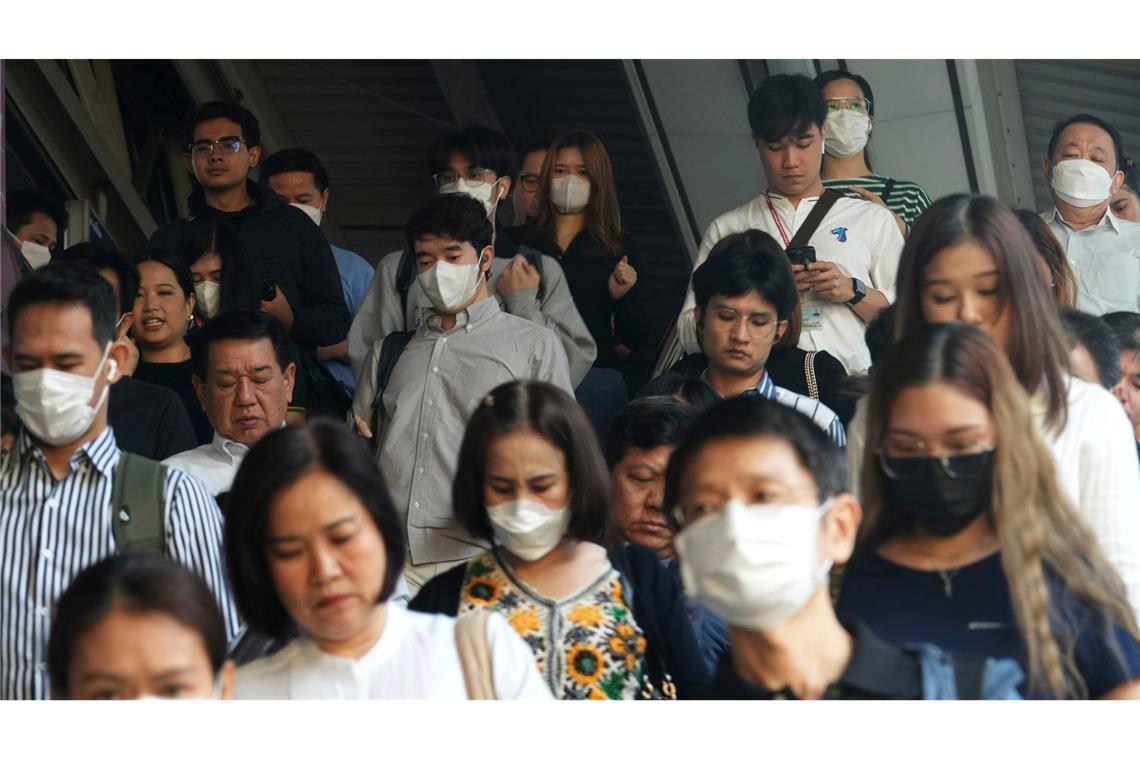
[
  {"xmin": 848, "ymin": 185, "xmax": 906, "ymax": 236},
  {"xmin": 608, "ymin": 256, "xmax": 638, "ymax": 300}
]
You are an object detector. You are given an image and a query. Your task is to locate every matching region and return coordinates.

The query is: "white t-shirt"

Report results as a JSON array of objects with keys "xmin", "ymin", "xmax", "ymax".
[
  {"xmin": 676, "ymin": 191, "xmax": 904, "ymax": 374},
  {"xmin": 232, "ymin": 603, "xmax": 552, "ymax": 699},
  {"xmin": 846, "ymin": 377, "xmax": 1140, "ymax": 621}
]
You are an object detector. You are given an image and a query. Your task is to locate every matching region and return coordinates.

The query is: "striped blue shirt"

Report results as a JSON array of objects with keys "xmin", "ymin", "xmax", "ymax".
[
  {"xmin": 705, "ymin": 370, "xmax": 846, "ymax": 446},
  {"xmin": 1, "ymin": 426, "xmax": 239, "ymax": 699}
]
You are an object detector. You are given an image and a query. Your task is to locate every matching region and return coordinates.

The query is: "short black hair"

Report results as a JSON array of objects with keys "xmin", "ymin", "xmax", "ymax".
[
  {"xmin": 56, "ymin": 242, "xmax": 138, "ymax": 317},
  {"xmin": 183, "ymin": 101, "xmax": 261, "ymax": 149},
  {"xmin": 225, "ymin": 419, "xmax": 406, "ymax": 639},
  {"xmin": 7, "ymin": 188, "xmax": 69, "ymax": 241},
  {"xmin": 1102, "ymin": 311, "xmax": 1140, "ymax": 354},
  {"xmin": 259, "ymin": 148, "xmax": 331, "ymax": 193},
  {"xmin": 663, "ymin": 395, "xmax": 847, "ymax": 531},
  {"xmin": 136, "ymin": 248, "xmax": 195, "ymax": 301},
  {"xmin": 605, "ymin": 397, "xmax": 699, "ymax": 469},
  {"xmin": 517, "ymin": 134, "xmax": 553, "ymax": 162},
  {"xmin": 1059, "ymin": 308, "xmax": 1121, "ymax": 389},
  {"xmin": 48, "ymin": 553, "xmax": 228, "ymax": 698},
  {"xmin": 864, "ymin": 303, "xmax": 898, "ymax": 369},
  {"xmin": 189, "ymin": 309, "xmax": 292, "ymax": 380},
  {"xmin": 427, "ymin": 125, "xmax": 518, "ymax": 184},
  {"xmin": 814, "ymin": 70, "xmax": 875, "ymax": 117},
  {"xmin": 748, "ymin": 74, "xmax": 828, "ymax": 144},
  {"xmin": 635, "ymin": 373, "xmax": 721, "ymax": 412},
  {"xmin": 1047, "ymin": 113, "xmax": 1125, "ymax": 171},
  {"xmin": 453, "ymin": 381, "xmax": 611, "ymax": 543},
  {"xmin": 692, "ymin": 230, "xmax": 798, "ymax": 320},
  {"xmin": 404, "ymin": 193, "xmax": 493, "ymax": 256},
  {"xmin": 7, "ymin": 262, "xmax": 116, "ymax": 347}
]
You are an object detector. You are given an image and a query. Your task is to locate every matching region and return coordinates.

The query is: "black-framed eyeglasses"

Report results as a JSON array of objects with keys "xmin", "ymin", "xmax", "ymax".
[
  {"xmin": 187, "ymin": 136, "xmax": 246, "ymax": 157},
  {"xmin": 877, "ymin": 449, "xmax": 994, "ymax": 481}
]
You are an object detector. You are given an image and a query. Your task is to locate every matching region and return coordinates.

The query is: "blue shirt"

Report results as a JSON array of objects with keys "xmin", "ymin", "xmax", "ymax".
[
  {"xmin": 325, "ymin": 244, "xmax": 375, "ymax": 394},
  {"xmin": 835, "ymin": 550, "xmax": 1140, "ymax": 698}
]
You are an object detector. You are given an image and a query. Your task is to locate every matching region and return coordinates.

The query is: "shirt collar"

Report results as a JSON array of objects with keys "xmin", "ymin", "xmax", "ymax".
[
  {"xmin": 700, "ymin": 369, "xmax": 774, "ymax": 400},
  {"xmin": 423, "ymin": 295, "xmax": 501, "ymax": 334},
  {"xmin": 14, "ymin": 425, "xmax": 119, "ymax": 479},
  {"xmin": 211, "ymin": 432, "xmax": 250, "ymax": 464},
  {"xmin": 1046, "ymin": 205, "xmax": 1121, "ymax": 233}
]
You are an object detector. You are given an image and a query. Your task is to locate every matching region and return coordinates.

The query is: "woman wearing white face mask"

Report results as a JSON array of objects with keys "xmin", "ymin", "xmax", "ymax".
[
  {"xmin": 815, "ymin": 71, "xmax": 932, "ymax": 235},
  {"xmin": 665, "ymin": 392, "xmax": 1024, "ymax": 700},
  {"xmin": 411, "ymin": 380, "xmax": 709, "ymax": 699},
  {"xmin": 48, "ymin": 553, "xmax": 235, "ymax": 700},
  {"xmin": 518, "ymin": 131, "xmax": 655, "ymax": 393}
]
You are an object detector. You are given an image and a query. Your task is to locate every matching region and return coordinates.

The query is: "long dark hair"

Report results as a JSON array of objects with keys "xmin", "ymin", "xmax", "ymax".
[
  {"xmin": 533, "ymin": 130, "xmax": 623, "ymax": 256},
  {"xmin": 183, "ymin": 221, "xmax": 262, "ymax": 316},
  {"xmin": 48, "ymin": 553, "xmax": 228, "ymax": 698},
  {"xmin": 895, "ymin": 194, "xmax": 1070, "ymax": 431}
]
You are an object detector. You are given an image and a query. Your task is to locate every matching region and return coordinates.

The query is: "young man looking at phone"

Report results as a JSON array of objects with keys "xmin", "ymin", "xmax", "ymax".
[{"xmin": 673, "ymin": 75, "xmax": 903, "ymax": 375}]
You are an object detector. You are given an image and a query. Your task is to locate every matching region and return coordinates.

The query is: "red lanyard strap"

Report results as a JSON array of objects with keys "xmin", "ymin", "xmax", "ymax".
[{"xmin": 764, "ymin": 193, "xmax": 791, "ymax": 248}]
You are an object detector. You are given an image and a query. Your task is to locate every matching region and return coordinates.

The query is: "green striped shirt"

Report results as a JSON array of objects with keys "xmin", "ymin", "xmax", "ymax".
[{"xmin": 822, "ymin": 174, "xmax": 933, "ymax": 227}]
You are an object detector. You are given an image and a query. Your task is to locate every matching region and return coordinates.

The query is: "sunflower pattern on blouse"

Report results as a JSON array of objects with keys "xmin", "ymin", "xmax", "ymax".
[{"xmin": 458, "ymin": 550, "xmax": 648, "ymax": 700}]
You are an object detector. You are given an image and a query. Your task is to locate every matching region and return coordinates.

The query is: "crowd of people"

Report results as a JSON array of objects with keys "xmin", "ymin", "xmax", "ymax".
[{"xmin": 2, "ymin": 68, "xmax": 1139, "ymax": 701}]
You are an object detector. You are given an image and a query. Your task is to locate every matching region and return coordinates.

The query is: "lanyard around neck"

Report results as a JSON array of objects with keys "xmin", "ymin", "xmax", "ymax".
[{"xmin": 764, "ymin": 193, "xmax": 792, "ymax": 248}]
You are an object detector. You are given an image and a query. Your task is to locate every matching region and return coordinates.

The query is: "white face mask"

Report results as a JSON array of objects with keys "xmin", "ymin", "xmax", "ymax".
[
  {"xmin": 289, "ymin": 202, "xmax": 323, "ymax": 227},
  {"xmin": 21, "ymin": 240, "xmax": 53, "ymax": 270},
  {"xmin": 673, "ymin": 498, "xmax": 834, "ymax": 632},
  {"xmin": 440, "ymin": 178, "xmax": 503, "ymax": 218},
  {"xmin": 195, "ymin": 281, "xmax": 221, "ymax": 320},
  {"xmin": 550, "ymin": 175, "xmax": 590, "ymax": 214},
  {"xmin": 14, "ymin": 343, "xmax": 116, "ymax": 446},
  {"xmin": 824, "ymin": 111, "xmax": 872, "ymax": 158},
  {"xmin": 417, "ymin": 251, "xmax": 486, "ymax": 313},
  {"xmin": 486, "ymin": 498, "xmax": 572, "ymax": 561},
  {"xmin": 1050, "ymin": 158, "xmax": 1118, "ymax": 208}
]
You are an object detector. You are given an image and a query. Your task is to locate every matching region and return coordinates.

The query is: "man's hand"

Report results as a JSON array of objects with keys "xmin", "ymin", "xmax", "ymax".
[
  {"xmin": 353, "ymin": 414, "xmax": 373, "ymax": 440},
  {"xmin": 608, "ymin": 255, "xmax": 637, "ymax": 300},
  {"xmin": 497, "ymin": 254, "xmax": 541, "ymax": 297},
  {"xmin": 115, "ymin": 314, "xmax": 139, "ymax": 376},
  {"xmin": 848, "ymin": 185, "xmax": 906, "ymax": 236},
  {"xmin": 791, "ymin": 264, "xmax": 816, "ymax": 294},
  {"xmin": 799, "ymin": 261, "xmax": 855, "ymax": 303},
  {"xmin": 260, "ymin": 287, "xmax": 295, "ymax": 332}
]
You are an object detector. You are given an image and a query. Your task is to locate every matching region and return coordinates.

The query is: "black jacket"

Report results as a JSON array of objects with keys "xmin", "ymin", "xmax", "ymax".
[
  {"xmin": 149, "ymin": 181, "xmax": 350, "ymax": 348},
  {"xmin": 108, "ymin": 377, "xmax": 198, "ymax": 460}
]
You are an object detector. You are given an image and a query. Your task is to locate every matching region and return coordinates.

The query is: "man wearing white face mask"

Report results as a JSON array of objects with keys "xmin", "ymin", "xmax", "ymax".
[
  {"xmin": 260, "ymin": 148, "xmax": 375, "ymax": 397},
  {"xmin": 1041, "ymin": 114, "xmax": 1140, "ymax": 316},
  {"xmin": 346, "ymin": 126, "xmax": 596, "ymax": 389},
  {"xmin": 665, "ymin": 395, "xmax": 1024, "ymax": 700},
  {"xmin": 0, "ymin": 264, "xmax": 239, "ymax": 700},
  {"xmin": 354, "ymin": 195, "xmax": 572, "ymax": 589}
]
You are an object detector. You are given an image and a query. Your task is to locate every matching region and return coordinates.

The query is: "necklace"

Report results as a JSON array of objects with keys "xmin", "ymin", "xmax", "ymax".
[{"xmin": 937, "ymin": 568, "xmax": 961, "ymax": 598}]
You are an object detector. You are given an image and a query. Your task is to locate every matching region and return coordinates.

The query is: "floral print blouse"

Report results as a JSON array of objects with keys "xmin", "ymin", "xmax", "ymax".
[{"xmin": 457, "ymin": 549, "xmax": 649, "ymax": 700}]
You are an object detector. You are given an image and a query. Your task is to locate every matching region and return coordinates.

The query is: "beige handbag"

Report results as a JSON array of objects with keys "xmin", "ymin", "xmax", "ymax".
[{"xmin": 455, "ymin": 609, "xmax": 497, "ymax": 700}]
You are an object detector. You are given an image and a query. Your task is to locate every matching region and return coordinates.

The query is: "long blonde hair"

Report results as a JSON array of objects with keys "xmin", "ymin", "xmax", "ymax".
[{"xmin": 859, "ymin": 323, "xmax": 1138, "ymax": 698}]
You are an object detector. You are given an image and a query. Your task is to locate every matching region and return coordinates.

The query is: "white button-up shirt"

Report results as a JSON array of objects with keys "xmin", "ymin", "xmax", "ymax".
[
  {"xmin": 677, "ymin": 192, "xmax": 904, "ymax": 374},
  {"xmin": 232, "ymin": 603, "xmax": 551, "ymax": 699},
  {"xmin": 362, "ymin": 296, "xmax": 573, "ymax": 565},
  {"xmin": 1043, "ymin": 207, "xmax": 1140, "ymax": 315},
  {"xmin": 163, "ymin": 432, "xmax": 250, "ymax": 496}
]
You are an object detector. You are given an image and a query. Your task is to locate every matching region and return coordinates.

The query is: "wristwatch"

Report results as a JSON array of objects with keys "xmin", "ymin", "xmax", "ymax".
[{"xmin": 847, "ymin": 278, "xmax": 867, "ymax": 305}]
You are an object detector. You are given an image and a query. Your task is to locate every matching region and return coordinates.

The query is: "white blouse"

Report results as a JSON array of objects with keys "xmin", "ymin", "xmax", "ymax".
[
  {"xmin": 232, "ymin": 604, "xmax": 552, "ymax": 699},
  {"xmin": 845, "ymin": 376, "xmax": 1140, "ymax": 622}
]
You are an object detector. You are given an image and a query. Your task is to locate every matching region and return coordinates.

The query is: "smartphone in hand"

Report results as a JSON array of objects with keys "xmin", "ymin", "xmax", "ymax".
[
  {"xmin": 786, "ymin": 246, "xmax": 817, "ymax": 267},
  {"xmin": 259, "ymin": 279, "xmax": 277, "ymax": 302}
]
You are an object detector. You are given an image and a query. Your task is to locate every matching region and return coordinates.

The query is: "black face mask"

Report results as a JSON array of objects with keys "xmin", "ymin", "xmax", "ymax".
[{"xmin": 877, "ymin": 451, "xmax": 995, "ymax": 537}]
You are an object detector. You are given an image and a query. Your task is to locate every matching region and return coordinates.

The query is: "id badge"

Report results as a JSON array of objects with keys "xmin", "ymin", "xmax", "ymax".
[{"xmin": 802, "ymin": 305, "xmax": 824, "ymax": 330}]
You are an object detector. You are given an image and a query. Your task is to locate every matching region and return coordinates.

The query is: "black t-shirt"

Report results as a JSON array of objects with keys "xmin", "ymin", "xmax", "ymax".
[
  {"xmin": 107, "ymin": 376, "xmax": 198, "ymax": 459},
  {"xmin": 132, "ymin": 359, "xmax": 213, "ymax": 445},
  {"xmin": 836, "ymin": 550, "xmax": 1140, "ymax": 698}
]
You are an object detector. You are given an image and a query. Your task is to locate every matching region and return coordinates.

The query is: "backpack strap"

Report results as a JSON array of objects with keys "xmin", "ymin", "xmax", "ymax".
[
  {"xmin": 879, "ymin": 178, "xmax": 897, "ymax": 206},
  {"xmin": 369, "ymin": 330, "xmax": 415, "ymax": 442},
  {"xmin": 111, "ymin": 452, "xmax": 167, "ymax": 555},
  {"xmin": 949, "ymin": 653, "xmax": 988, "ymax": 700},
  {"xmin": 395, "ymin": 247, "xmax": 417, "ymax": 332},
  {"xmin": 787, "ymin": 189, "xmax": 843, "ymax": 249},
  {"xmin": 455, "ymin": 609, "xmax": 496, "ymax": 700}
]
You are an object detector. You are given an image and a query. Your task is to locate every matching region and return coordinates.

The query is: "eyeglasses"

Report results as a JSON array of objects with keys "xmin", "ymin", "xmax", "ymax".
[
  {"xmin": 432, "ymin": 167, "xmax": 494, "ymax": 189},
  {"xmin": 187, "ymin": 136, "xmax": 246, "ymax": 157},
  {"xmin": 519, "ymin": 173, "xmax": 541, "ymax": 192},
  {"xmin": 825, "ymin": 97, "xmax": 872, "ymax": 114},
  {"xmin": 705, "ymin": 307, "xmax": 780, "ymax": 338},
  {"xmin": 671, "ymin": 495, "xmax": 825, "ymax": 530},
  {"xmin": 877, "ymin": 447, "xmax": 994, "ymax": 481}
]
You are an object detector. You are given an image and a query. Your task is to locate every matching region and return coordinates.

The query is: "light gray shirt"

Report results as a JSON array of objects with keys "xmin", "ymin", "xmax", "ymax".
[
  {"xmin": 347, "ymin": 248, "xmax": 596, "ymax": 388},
  {"xmin": 1043, "ymin": 207, "xmax": 1140, "ymax": 315},
  {"xmin": 359, "ymin": 296, "xmax": 573, "ymax": 565}
]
